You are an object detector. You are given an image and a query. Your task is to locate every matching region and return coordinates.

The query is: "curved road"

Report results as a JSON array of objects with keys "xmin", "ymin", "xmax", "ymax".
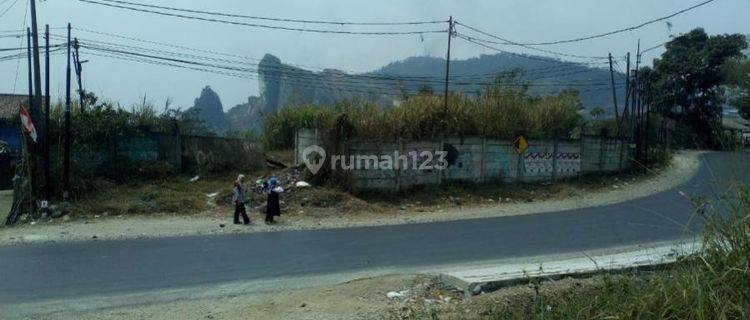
[{"xmin": 0, "ymin": 152, "xmax": 748, "ymax": 307}]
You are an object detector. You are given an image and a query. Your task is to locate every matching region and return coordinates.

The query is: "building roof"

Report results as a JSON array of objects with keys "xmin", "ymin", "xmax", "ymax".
[{"xmin": 0, "ymin": 94, "xmax": 28, "ymax": 120}]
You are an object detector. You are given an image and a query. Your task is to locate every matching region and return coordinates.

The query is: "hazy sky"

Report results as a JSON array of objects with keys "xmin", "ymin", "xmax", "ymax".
[{"xmin": 1, "ymin": 0, "xmax": 748, "ymax": 111}]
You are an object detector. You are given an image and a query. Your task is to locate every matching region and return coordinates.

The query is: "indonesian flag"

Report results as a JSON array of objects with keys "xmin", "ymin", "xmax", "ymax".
[{"xmin": 20, "ymin": 105, "xmax": 38, "ymax": 143}]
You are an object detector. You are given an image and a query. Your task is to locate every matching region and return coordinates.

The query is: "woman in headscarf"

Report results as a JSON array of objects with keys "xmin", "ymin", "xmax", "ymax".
[
  {"xmin": 265, "ymin": 176, "xmax": 282, "ymax": 224},
  {"xmin": 232, "ymin": 174, "xmax": 251, "ymax": 225}
]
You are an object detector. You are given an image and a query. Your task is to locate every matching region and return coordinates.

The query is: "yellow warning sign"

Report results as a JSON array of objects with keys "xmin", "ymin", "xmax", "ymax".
[{"xmin": 514, "ymin": 135, "xmax": 529, "ymax": 154}]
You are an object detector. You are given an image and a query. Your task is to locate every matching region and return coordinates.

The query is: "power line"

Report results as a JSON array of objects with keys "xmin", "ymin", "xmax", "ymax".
[
  {"xmin": 0, "ymin": 49, "xmax": 63, "ymax": 63},
  {"xmin": 10, "ymin": 0, "xmax": 28, "ymax": 94},
  {"xmin": 0, "ymin": 43, "xmax": 64, "ymax": 52},
  {"xmin": 454, "ymin": 22, "xmax": 609, "ymax": 60},
  {"xmin": 641, "ymin": 41, "xmax": 669, "ymax": 54},
  {"xmin": 84, "ymin": 0, "xmax": 447, "ymax": 26},
  {"xmin": 82, "ymin": 48, "xmax": 622, "ymax": 98},
  {"xmin": 0, "ymin": 0, "xmax": 20, "ymax": 19},
  {"xmin": 510, "ymin": 0, "xmax": 717, "ymax": 46},
  {"xmin": 80, "ymin": 44, "xmax": 622, "ymax": 91},
  {"xmin": 59, "ymin": 30, "xmax": 608, "ymax": 83},
  {"xmin": 456, "ymin": 32, "xmax": 609, "ymax": 66},
  {"xmin": 75, "ymin": 0, "xmax": 447, "ymax": 35},
  {"xmin": 79, "ymin": 41, "xmax": 620, "ymax": 87}
]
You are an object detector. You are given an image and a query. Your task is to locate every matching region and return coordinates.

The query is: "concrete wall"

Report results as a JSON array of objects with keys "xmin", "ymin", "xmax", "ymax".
[
  {"xmin": 295, "ymin": 129, "xmax": 632, "ymax": 192},
  {"xmin": 58, "ymin": 131, "xmax": 262, "ymax": 176},
  {"xmin": 182, "ymin": 135, "xmax": 263, "ymax": 173},
  {"xmin": 295, "ymin": 129, "xmax": 322, "ymax": 166}
]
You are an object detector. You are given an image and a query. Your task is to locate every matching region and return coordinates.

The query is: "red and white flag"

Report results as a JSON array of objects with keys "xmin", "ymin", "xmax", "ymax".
[{"xmin": 20, "ymin": 105, "xmax": 38, "ymax": 143}]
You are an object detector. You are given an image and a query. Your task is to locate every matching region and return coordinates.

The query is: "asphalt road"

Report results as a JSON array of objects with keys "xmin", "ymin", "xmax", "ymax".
[{"xmin": 0, "ymin": 151, "xmax": 747, "ymax": 306}]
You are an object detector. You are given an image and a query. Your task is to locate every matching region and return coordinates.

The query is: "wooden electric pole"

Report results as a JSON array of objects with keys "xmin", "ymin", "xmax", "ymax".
[
  {"xmin": 73, "ymin": 38, "xmax": 85, "ymax": 111},
  {"xmin": 29, "ymin": 0, "xmax": 44, "ymax": 204},
  {"xmin": 443, "ymin": 16, "xmax": 453, "ymax": 121},
  {"xmin": 623, "ymin": 52, "xmax": 631, "ymax": 124},
  {"xmin": 634, "ymin": 40, "xmax": 643, "ymax": 165},
  {"xmin": 44, "ymin": 24, "xmax": 50, "ymax": 199},
  {"xmin": 617, "ymin": 52, "xmax": 631, "ymax": 139},
  {"xmin": 63, "ymin": 23, "xmax": 72, "ymax": 201},
  {"xmin": 26, "ymin": 28, "xmax": 33, "ymax": 115},
  {"xmin": 608, "ymin": 53, "xmax": 619, "ymax": 122}
]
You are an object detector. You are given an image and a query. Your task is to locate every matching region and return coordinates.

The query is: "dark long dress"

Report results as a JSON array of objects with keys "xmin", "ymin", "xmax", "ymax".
[{"xmin": 266, "ymin": 189, "xmax": 281, "ymax": 222}]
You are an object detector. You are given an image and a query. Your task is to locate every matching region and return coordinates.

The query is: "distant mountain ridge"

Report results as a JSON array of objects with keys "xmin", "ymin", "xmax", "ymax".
[
  {"xmin": 201, "ymin": 53, "xmax": 626, "ymax": 135},
  {"xmin": 369, "ymin": 54, "xmax": 620, "ymax": 108}
]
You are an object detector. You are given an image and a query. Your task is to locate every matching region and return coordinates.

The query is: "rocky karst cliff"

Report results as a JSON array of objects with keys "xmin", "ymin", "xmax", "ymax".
[{"xmin": 184, "ymin": 86, "xmax": 230, "ymax": 135}]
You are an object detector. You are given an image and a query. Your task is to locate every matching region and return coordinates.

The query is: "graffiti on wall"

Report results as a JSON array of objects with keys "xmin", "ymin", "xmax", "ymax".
[{"xmin": 523, "ymin": 151, "xmax": 581, "ymax": 176}]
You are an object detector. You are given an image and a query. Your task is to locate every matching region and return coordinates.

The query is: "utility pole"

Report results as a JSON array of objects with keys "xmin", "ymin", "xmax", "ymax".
[
  {"xmin": 26, "ymin": 28, "xmax": 34, "ymax": 116},
  {"xmin": 73, "ymin": 38, "xmax": 85, "ymax": 111},
  {"xmin": 616, "ymin": 53, "xmax": 631, "ymax": 170},
  {"xmin": 25, "ymin": 28, "xmax": 38, "ymax": 208},
  {"xmin": 44, "ymin": 24, "xmax": 50, "ymax": 199},
  {"xmin": 443, "ymin": 16, "xmax": 453, "ymax": 121},
  {"xmin": 623, "ymin": 52, "xmax": 631, "ymax": 123},
  {"xmin": 29, "ymin": 0, "xmax": 44, "ymax": 205},
  {"xmin": 616, "ymin": 53, "xmax": 632, "ymax": 140},
  {"xmin": 634, "ymin": 40, "xmax": 642, "ymax": 165},
  {"xmin": 63, "ymin": 23, "xmax": 72, "ymax": 201},
  {"xmin": 608, "ymin": 53, "xmax": 619, "ymax": 122},
  {"xmin": 645, "ymin": 99, "xmax": 651, "ymax": 168}
]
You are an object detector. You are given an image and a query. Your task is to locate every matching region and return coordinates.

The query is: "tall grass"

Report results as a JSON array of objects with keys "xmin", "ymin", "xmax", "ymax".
[
  {"xmin": 261, "ymin": 76, "xmax": 584, "ymax": 149},
  {"xmin": 485, "ymin": 187, "xmax": 750, "ymax": 319}
]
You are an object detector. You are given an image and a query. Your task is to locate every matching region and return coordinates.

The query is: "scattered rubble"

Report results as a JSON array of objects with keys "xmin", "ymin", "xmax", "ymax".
[{"xmin": 295, "ymin": 181, "xmax": 311, "ymax": 188}]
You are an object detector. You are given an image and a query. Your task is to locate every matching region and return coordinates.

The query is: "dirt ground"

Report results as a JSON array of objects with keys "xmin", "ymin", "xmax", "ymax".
[
  {"xmin": 25, "ymin": 273, "xmax": 619, "ymax": 320},
  {"xmin": 0, "ymin": 151, "xmax": 701, "ymax": 245}
]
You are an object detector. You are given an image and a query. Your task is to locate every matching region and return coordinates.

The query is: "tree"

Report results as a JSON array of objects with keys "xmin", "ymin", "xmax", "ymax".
[
  {"xmin": 723, "ymin": 57, "xmax": 750, "ymax": 120},
  {"xmin": 590, "ymin": 106, "xmax": 605, "ymax": 120},
  {"xmin": 642, "ymin": 28, "xmax": 747, "ymax": 147}
]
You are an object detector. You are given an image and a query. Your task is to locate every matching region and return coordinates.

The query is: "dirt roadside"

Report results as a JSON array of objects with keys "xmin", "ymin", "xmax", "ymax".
[
  {"xmin": 0, "ymin": 151, "xmax": 702, "ymax": 245},
  {"xmin": 22, "ymin": 273, "xmax": 620, "ymax": 320}
]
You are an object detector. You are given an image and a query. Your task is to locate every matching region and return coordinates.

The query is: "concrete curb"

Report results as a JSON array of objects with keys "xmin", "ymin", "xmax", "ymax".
[{"xmin": 439, "ymin": 241, "xmax": 701, "ymax": 297}]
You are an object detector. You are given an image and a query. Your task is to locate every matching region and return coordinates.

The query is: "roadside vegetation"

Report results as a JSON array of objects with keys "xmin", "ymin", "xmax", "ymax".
[
  {"xmin": 504, "ymin": 189, "xmax": 750, "ymax": 319},
  {"xmin": 39, "ymin": 94, "xmax": 220, "ymax": 195},
  {"xmin": 387, "ymin": 187, "xmax": 750, "ymax": 319},
  {"xmin": 262, "ymin": 71, "xmax": 584, "ymax": 150}
]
